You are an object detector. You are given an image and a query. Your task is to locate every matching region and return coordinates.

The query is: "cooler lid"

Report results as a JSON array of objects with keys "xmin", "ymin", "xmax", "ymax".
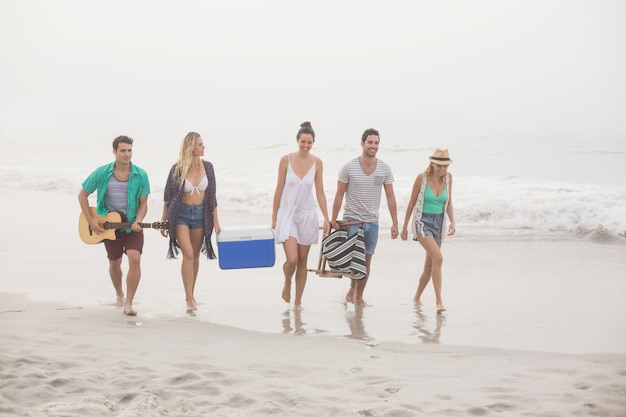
[{"xmin": 217, "ymin": 226, "xmax": 274, "ymax": 242}]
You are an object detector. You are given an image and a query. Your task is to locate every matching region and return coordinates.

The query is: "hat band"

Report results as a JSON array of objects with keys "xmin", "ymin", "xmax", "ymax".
[{"xmin": 431, "ymin": 156, "xmax": 450, "ymax": 161}]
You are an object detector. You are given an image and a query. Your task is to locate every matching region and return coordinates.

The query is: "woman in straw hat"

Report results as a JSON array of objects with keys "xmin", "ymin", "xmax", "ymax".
[{"xmin": 400, "ymin": 148, "xmax": 456, "ymax": 312}]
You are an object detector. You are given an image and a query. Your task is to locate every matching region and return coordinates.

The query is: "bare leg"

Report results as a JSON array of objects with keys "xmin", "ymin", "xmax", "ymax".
[
  {"xmin": 416, "ymin": 235, "xmax": 445, "ymax": 311},
  {"xmin": 177, "ymin": 226, "xmax": 195, "ymax": 311},
  {"xmin": 413, "ymin": 255, "xmax": 433, "ymax": 305},
  {"xmin": 345, "ymin": 280, "xmax": 357, "ymax": 304},
  {"xmin": 354, "ymin": 254, "xmax": 372, "ymax": 307},
  {"xmin": 109, "ymin": 258, "xmax": 125, "ymax": 306},
  {"xmin": 176, "ymin": 225, "xmax": 206, "ymax": 312},
  {"xmin": 124, "ymin": 249, "xmax": 141, "ymax": 315},
  {"xmin": 281, "ymin": 238, "xmax": 298, "ymax": 304},
  {"xmin": 293, "ymin": 244, "xmax": 311, "ymax": 311},
  {"xmin": 189, "ymin": 227, "xmax": 205, "ymax": 309}
]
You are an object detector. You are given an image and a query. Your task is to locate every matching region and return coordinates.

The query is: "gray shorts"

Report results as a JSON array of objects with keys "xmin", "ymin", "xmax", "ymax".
[{"xmin": 417, "ymin": 213, "xmax": 444, "ymax": 245}]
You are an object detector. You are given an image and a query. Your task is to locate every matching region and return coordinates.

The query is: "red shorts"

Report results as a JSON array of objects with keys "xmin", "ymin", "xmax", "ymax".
[{"xmin": 104, "ymin": 230, "xmax": 144, "ymax": 260}]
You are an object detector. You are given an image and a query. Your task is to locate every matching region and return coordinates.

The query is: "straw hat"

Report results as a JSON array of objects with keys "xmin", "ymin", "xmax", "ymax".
[{"xmin": 429, "ymin": 148, "xmax": 453, "ymax": 165}]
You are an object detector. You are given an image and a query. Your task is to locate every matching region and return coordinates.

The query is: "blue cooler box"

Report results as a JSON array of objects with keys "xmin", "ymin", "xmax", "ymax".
[{"xmin": 217, "ymin": 227, "xmax": 275, "ymax": 270}]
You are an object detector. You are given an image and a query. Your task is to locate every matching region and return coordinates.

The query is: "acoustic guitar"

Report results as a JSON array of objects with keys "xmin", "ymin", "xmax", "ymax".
[{"xmin": 79, "ymin": 207, "xmax": 169, "ymax": 244}]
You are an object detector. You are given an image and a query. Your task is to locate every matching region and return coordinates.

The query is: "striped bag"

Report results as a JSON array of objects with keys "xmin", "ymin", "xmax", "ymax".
[{"xmin": 321, "ymin": 227, "xmax": 366, "ymax": 279}]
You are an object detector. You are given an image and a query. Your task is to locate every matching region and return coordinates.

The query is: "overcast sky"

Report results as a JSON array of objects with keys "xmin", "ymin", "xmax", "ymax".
[{"xmin": 1, "ymin": 0, "xmax": 624, "ymax": 144}]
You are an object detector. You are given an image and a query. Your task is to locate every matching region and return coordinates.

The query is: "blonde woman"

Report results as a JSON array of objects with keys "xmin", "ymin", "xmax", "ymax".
[
  {"xmin": 161, "ymin": 132, "xmax": 221, "ymax": 313},
  {"xmin": 272, "ymin": 121, "xmax": 330, "ymax": 311},
  {"xmin": 400, "ymin": 149, "xmax": 456, "ymax": 312}
]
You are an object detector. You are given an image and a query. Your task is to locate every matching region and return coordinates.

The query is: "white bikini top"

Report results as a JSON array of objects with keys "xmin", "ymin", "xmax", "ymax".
[{"xmin": 183, "ymin": 175, "xmax": 208, "ymax": 195}]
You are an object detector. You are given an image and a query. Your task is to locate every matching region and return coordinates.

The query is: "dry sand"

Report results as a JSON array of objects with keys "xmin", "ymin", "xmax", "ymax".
[{"xmin": 2, "ymin": 293, "xmax": 626, "ymax": 417}]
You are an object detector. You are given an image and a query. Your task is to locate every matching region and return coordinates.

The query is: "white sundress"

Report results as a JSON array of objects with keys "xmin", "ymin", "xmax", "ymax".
[{"xmin": 274, "ymin": 157, "xmax": 319, "ymax": 245}]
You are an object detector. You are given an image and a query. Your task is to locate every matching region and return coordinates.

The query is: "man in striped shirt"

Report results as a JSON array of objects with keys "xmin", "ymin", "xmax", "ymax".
[{"xmin": 331, "ymin": 128, "xmax": 399, "ymax": 307}]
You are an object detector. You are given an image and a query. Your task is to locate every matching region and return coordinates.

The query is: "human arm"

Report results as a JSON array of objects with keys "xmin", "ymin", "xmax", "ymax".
[
  {"xmin": 271, "ymin": 155, "xmax": 288, "ymax": 230},
  {"xmin": 160, "ymin": 202, "xmax": 169, "ymax": 237},
  {"xmin": 446, "ymin": 173, "xmax": 456, "ymax": 236},
  {"xmin": 132, "ymin": 195, "xmax": 148, "ymax": 232},
  {"xmin": 314, "ymin": 158, "xmax": 330, "ymax": 235},
  {"xmin": 212, "ymin": 207, "xmax": 221, "ymax": 234},
  {"xmin": 202, "ymin": 160, "xmax": 221, "ymax": 234},
  {"xmin": 400, "ymin": 174, "xmax": 423, "ymax": 241},
  {"xmin": 160, "ymin": 167, "xmax": 174, "ymax": 237},
  {"xmin": 331, "ymin": 180, "xmax": 347, "ymax": 230},
  {"xmin": 78, "ymin": 188, "xmax": 105, "ymax": 234},
  {"xmin": 384, "ymin": 182, "xmax": 399, "ymax": 239}
]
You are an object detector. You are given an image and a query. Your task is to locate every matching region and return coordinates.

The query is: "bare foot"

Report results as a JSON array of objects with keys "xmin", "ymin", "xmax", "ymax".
[
  {"xmin": 116, "ymin": 296, "xmax": 125, "ymax": 307},
  {"xmin": 413, "ymin": 297, "xmax": 422, "ymax": 305},
  {"xmin": 436, "ymin": 303, "xmax": 446, "ymax": 313},
  {"xmin": 123, "ymin": 305, "xmax": 137, "ymax": 316},
  {"xmin": 293, "ymin": 304, "xmax": 303, "ymax": 312},
  {"xmin": 355, "ymin": 298, "xmax": 371, "ymax": 307},
  {"xmin": 282, "ymin": 280, "xmax": 291, "ymax": 303},
  {"xmin": 344, "ymin": 288, "xmax": 356, "ymax": 304},
  {"xmin": 186, "ymin": 298, "xmax": 198, "ymax": 312}
]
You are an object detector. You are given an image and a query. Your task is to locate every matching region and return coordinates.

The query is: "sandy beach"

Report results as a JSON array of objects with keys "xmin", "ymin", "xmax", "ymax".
[
  {"xmin": 2, "ymin": 0, "xmax": 625, "ymax": 414},
  {"xmin": 1, "ymin": 188, "xmax": 626, "ymax": 416},
  {"xmin": 2, "ymin": 292, "xmax": 626, "ymax": 417}
]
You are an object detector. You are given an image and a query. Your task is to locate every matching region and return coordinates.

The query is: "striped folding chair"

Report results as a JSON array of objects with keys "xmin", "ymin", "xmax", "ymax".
[{"xmin": 309, "ymin": 221, "xmax": 366, "ymax": 279}]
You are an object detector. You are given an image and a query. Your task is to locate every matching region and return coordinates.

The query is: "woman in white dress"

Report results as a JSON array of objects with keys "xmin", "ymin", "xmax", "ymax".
[{"xmin": 272, "ymin": 121, "xmax": 330, "ymax": 310}]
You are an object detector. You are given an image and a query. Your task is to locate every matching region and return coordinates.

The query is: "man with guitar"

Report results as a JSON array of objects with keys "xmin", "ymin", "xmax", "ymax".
[{"xmin": 78, "ymin": 135, "xmax": 150, "ymax": 316}]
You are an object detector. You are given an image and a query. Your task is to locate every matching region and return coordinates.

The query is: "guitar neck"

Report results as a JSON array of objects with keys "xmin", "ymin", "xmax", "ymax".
[{"xmin": 104, "ymin": 222, "xmax": 157, "ymax": 230}]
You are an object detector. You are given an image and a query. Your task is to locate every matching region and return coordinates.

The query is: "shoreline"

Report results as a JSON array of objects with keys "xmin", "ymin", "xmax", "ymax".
[{"xmin": 0, "ymin": 188, "xmax": 625, "ymax": 355}]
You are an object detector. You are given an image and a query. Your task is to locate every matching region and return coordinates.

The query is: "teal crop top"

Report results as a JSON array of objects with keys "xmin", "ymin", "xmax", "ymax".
[{"xmin": 423, "ymin": 184, "xmax": 448, "ymax": 214}]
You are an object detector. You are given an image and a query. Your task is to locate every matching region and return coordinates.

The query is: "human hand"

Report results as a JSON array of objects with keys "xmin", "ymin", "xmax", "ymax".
[
  {"xmin": 448, "ymin": 223, "xmax": 456, "ymax": 236},
  {"xmin": 89, "ymin": 218, "xmax": 105, "ymax": 234},
  {"xmin": 323, "ymin": 220, "xmax": 331, "ymax": 236},
  {"xmin": 400, "ymin": 227, "xmax": 408, "ymax": 241},
  {"xmin": 390, "ymin": 225, "xmax": 399, "ymax": 240}
]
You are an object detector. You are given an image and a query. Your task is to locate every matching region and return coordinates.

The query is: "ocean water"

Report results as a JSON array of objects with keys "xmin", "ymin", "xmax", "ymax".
[
  {"xmin": 2, "ymin": 0, "xmax": 625, "ymax": 240},
  {"xmin": 1, "ymin": 134, "xmax": 625, "ymax": 242}
]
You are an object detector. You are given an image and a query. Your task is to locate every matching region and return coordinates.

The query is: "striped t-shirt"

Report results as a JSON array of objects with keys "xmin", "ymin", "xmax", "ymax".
[
  {"xmin": 104, "ymin": 175, "xmax": 129, "ymax": 215},
  {"xmin": 338, "ymin": 157, "xmax": 394, "ymax": 223}
]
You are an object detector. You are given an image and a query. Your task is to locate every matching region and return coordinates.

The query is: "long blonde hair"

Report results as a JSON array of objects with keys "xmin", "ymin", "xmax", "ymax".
[
  {"xmin": 424, "ymin": 163, "xmax": 446, "ymax": 184},
  {"xmin": 424, "ymin": 163, "xmax": 435, "ymax": 178},
  {"xmin": 175, "ymin": 132, "xmax": 202, "ymax": 188}
]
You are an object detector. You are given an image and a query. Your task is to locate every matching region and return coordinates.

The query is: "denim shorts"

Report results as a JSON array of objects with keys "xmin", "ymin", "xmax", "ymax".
[
  {"xmin": 177, "ymin": 204, "xmax": 204, "ymax": 229},
  {"xmin": 345, "ymin": 218, "xmax": 379, "ymax": 255},
  {"xmin": 418, "ymin": 213, "xmax": 444, "ymax": 245}
]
